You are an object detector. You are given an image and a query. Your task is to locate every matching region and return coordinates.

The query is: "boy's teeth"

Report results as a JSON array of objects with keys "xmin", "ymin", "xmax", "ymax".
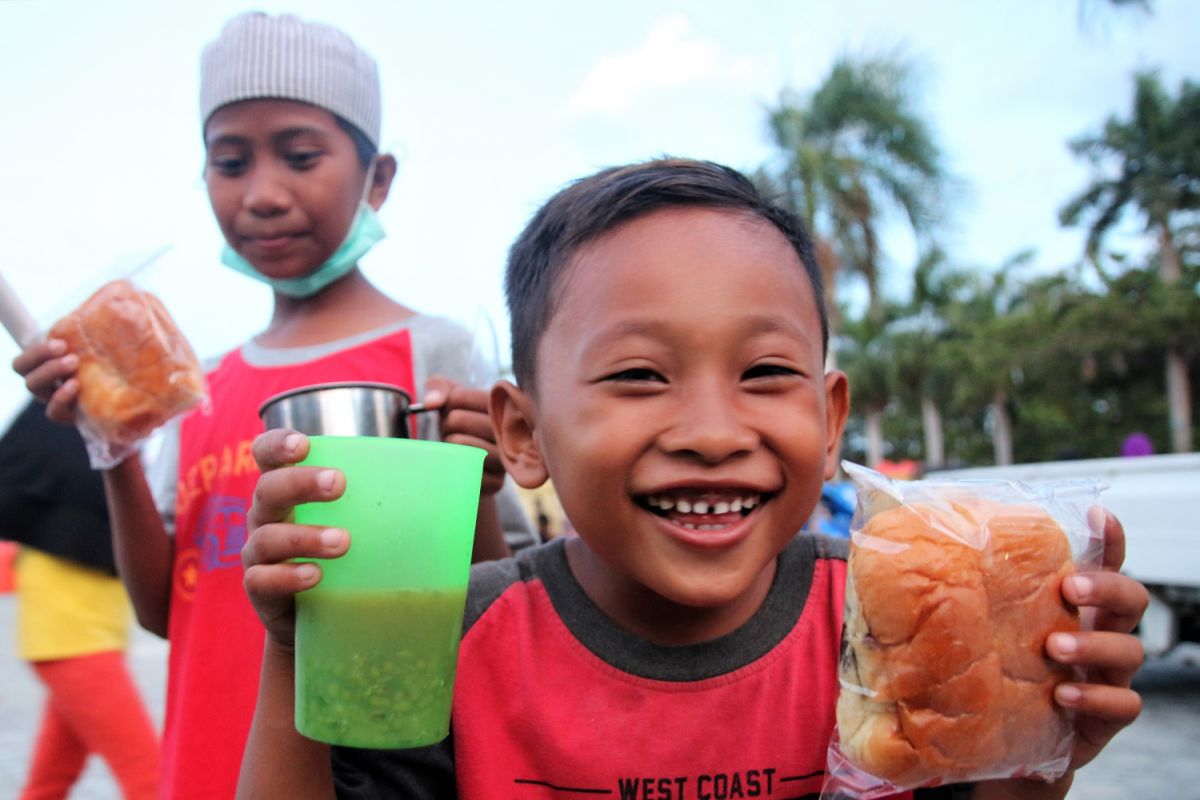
[{"xmin": 647, "ymin": 493, "xmax": 761, "ymax": 513}]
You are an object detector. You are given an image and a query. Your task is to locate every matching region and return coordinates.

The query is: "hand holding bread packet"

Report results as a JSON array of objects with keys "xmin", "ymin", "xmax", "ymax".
[
  {"xmin": 17, "ymin": 279, "xmax": 207, "ymax": 468},
  {"xmin": 821, "ymin": 462, "xmax": 1105, "ymax": 799}
]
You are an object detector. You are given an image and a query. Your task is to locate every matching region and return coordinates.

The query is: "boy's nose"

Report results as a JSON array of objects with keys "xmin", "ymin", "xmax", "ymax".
[
  {"xmin": 658, "ymin": 389, "xmax": 759, "ymax": 464},
  {"xmin": 243, "ymin": 167, "xmax": 291, "ymax": 217}
]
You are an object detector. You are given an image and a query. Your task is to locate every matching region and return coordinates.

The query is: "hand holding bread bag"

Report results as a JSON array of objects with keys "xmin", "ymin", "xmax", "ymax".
[
  {"xmin": 821, "ymin": 463, "xmax": 1104, "ymax": 799},
  {"xmin": 46, "ymin": 279, "xmax": 207, "ymax": 467}
]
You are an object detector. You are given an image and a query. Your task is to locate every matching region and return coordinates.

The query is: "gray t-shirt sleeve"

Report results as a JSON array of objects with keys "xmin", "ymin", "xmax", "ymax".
[
  {"xmin": 145, "ymin": 352, "xmax": 225, "ymax": 536},
  {"xmin": 143, "ymin": 418, "xmax": 181, "ymax": 536},
  {"xmin": 407, "ymin": 314, "xmax": 475, "ymax": 442}
]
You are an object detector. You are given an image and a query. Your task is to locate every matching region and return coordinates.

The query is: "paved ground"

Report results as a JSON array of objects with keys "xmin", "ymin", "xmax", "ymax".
[
  {"xmin": 1, "ymin": 593, "xmax": 1197, "ymax": 798},
  {"xmin": 1068, "ymin": 643, "xmax": 1200, "ymax": 799}
]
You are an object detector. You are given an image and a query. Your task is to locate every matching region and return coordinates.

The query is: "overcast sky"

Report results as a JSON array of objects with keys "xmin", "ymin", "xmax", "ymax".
[{"xmin": 1, "ymin": 0, "xmax": 1196, "ymax": 428}]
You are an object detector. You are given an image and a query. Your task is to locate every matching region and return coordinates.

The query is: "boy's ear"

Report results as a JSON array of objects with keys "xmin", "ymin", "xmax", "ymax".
[
  {"xmin": 823, "ymin": 369, "xmax": 851, "ymax": 480},
  {"xmin": 489, "ymin": 380, "xmax": 550, "ymax": 489},
  {"xmin": 365, "ymin": 154, "xmax": 397, "ymax": 210}
]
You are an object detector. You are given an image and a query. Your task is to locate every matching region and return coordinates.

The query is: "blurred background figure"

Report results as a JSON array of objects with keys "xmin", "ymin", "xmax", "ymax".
[
  {"xmin": 0, "ymin": 400, "xmax": 159, "ymax": 800},
  {"xmin": 517, "ymin": 481, "xmax": 574, "ymax": 539},
  {"xmin": 804, "ymin": 482, "xmax": 857, "ymax": 539},
  {"xmin": 1121, "ymin": 431, "xmax": 1155, "ymax": 457}
]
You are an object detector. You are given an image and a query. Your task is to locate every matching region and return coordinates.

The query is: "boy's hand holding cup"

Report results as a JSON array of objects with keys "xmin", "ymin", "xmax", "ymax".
[
  {"xmin": 242, "ymin": 429, "xmax": 346, "ymax": 649},
  {"xmin": 421, "ymin": 374, "xmax": 506, "ymax": 496},
  {"xmin": 247, "ymin": 395, "xmax": 486, "ymax": 749}
]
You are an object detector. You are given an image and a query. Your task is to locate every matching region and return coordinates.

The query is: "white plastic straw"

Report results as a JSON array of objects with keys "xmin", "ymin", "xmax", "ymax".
[{"xmin": 0, "ymin": 271, "xmax": 41, "ymax": 347}]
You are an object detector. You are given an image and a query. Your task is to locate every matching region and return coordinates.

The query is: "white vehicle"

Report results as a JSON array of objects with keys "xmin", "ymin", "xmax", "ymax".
[{"xmin": 931, "ymin": 453, "xmax": 1200, "ymax": 658}]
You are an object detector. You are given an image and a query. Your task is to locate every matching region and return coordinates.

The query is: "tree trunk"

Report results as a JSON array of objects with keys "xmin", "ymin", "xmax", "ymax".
[
  {"xmin": 866, "ymin": 408, "xmax": 885, "ymax": 467},
  {"xmin": 922, "ymin": 396, "xmax": 945, "ymax": 468},
  {"xmin": 1166, "ymin": 349, "xmax": 1194, "ymax": 453},
  {"xmin": 815, "ymin": 236, "xmax": 842, "ymax": 365},
  {"xmin": 1158, "ymin": 223, "xmax": 1192, "ymax": 452},
  {"xmin": 1159, "ymin": 222, "xmax": 1182, "ymax": 283},
  {"xmin": 989, "ymin": 393, "xmax": 1013, "ymax": 466}
]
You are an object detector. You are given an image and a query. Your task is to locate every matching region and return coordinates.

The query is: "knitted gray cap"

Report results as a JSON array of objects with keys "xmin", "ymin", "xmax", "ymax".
[{"xmin": 199, "ymin": 12, "xmax": 381, "ymax": 148}]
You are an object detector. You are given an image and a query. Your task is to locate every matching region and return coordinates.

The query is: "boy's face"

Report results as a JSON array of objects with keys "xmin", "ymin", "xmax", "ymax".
[
  {"xmin": 495, "ymin": 207, "xmax": 849, "ymax": 638},
  {"xmin": 204, "ymin": 99, "xmax": 379, "ymax": 281}
]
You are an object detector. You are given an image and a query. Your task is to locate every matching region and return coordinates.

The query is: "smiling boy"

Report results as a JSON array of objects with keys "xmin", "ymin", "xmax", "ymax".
[{"xmin": 237, "ymin": 159, "xmax": 1147, "ymax": 799}]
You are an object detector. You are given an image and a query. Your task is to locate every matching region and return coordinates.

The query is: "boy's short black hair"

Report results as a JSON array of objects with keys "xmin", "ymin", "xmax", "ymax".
[
  {"xmin": 504, "ymin": 157, "xmax": 828, "ymax": 387},
  {"xmin": 334, "ymin": 115, "xmax": 377, "ymax": 169}
]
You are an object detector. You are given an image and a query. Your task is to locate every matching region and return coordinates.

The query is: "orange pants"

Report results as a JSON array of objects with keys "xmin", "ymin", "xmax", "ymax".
[{"xmin": 21, "ymin": 650, "xmax": 159, "ymax": 800}]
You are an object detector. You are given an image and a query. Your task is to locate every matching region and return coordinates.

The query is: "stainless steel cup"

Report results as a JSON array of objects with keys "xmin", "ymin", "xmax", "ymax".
[{"xmin": 258, "ymin": 382, "xmax": 426, "ymax": 438}]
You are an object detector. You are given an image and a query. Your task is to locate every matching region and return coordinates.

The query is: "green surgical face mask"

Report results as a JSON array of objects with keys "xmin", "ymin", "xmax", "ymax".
[{"xmin": 220, "ymin": 202, "xmax": 386, "ymax": 298}]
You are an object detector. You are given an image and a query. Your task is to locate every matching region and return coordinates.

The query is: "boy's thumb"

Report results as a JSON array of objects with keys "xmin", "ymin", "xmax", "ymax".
[
  {"xmin": 422, "ymin": 375, "xmax": 453, "ymax": 409},
  {"xmin": 422, "ymin": 388, "xmax": 446, "ymax": 409}
]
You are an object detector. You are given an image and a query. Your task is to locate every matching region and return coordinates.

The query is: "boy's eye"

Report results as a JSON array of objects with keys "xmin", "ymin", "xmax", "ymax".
[
  {"xmin": 284, "ymin": 150, "xmax": 322, "ymax": 169},
  {"xmin": 208, "ymin": 155, "xmax": 248, "ymax": 176},
  {"xmin": 742, "ymin": 363, "xmax": 801, "ymax": 381},
  {"xmin": 604, "ymin": 367, "xmax": 666, "ymax": 383}
]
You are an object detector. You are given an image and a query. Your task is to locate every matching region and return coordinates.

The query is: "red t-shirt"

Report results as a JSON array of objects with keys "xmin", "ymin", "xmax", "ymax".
[
  {"xmin": 163, "ymin": 329, "xmax": 417, "ymax": 800},
  {"xmin": 332, "ymin": 535, "xmax": 924, "ymax": 799}
]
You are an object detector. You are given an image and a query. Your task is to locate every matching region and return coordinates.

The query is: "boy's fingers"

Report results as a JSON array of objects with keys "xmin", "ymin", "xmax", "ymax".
[
  {"xmin": 251, "ymin": 428, "xmax": 310, "ymax": 471},
  {"xmin": 44, "ymin": 378, "xmax": 80, "ymax": 424},
  {"xmin": 422, "ymin": 374, "xmax": 454, "ymax": 410},
  {"xmin": 247, "ymin": 465, "xmax": 345, "ymax": 529},
  {"xmin": 1089, "ymin": 507, "xmax": 1126, "ymax": 573},
  {"xmin": 21, "ymin": 353, "xmax": 80, "ymax": 403},
  {"xmin": 1054, "ymin": 682, "xmax": 1143, "ymax": 731},
  {"xmin": 243, "ymin": 560, "xmax": 322, "ymax": 602},
  {"xmin": 242, "ymin": 561, "xmax": 319, "ymax": 641},
  {"xmin": 423, "ymin": 375, "xmax": 488, "ymax": 414},
  {"xmin": 1046, "ymin": 630, "xmax": 1145, "ymax": 680},
  {"xmin": 241, "ymin": 523, "xmax": 349, "ymax": 570},
  {"xmin": 11, "ymin": 338, "xmax": 66, "ymax": 376},
  {"xmin": 1063, "ymin": 572, "xmax": 1149, "ymax": 634},
  {"xmin": 447, "ymin": 385, "xmax": 489, "ymax": 413},
  {"xmin": 440, "ymin": 408, "xmax": 498, "ymax": 443}
]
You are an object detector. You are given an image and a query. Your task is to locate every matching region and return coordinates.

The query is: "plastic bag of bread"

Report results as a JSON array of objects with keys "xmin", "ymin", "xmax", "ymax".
[
  {"xmin": 48, "ymin": 279, "xmax": 207, "ymax": 469},
  {"xmin": 820, "ymin": 462, "xmax": 1104, "ymax": 799}
]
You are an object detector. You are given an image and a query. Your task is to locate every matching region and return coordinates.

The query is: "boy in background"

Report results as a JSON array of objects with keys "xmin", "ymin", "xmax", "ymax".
[
  {"xmin": 237, "ymin": 159, "xmax": 1147, "ymax": 799},
  {"xmin": 14, "ymin": 12, "xmax": 531, "ymax": 799}
]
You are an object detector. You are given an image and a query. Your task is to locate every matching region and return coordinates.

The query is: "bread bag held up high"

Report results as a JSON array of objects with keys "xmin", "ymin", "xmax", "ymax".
[
  {"xmin": 48, "ymin": 279, "xmax": 206, "ymax": 467},
  {"xmin": 821, "ymin": 462, "xmax": 1104, "ymax": 799}
]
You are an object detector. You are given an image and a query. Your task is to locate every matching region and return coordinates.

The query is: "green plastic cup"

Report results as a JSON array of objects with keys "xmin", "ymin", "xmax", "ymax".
[{"xmin": 291, "ymin": 435, "xmax": 484, "ymax": 748}]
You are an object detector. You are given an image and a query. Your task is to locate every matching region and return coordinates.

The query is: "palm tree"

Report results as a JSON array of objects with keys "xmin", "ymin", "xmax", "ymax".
[
  {"xmin": 1059, "ymin": 71, "xmax": 1200, "ymax": 452},
  {"xmin": 762, "ymin": 53, "xmax": 947, "ymax": 325},
  {"xmin": 751, "ymin": 166, "xmax": 843, "ymax": 341},
  {"xmin": 834, "ymin": 314, "xmax": 893, "ymax": 467},
  {"xmin": 885, "ymin": 248, "xmax": 961, "ymax": 469},
  {"xmin": 933, "ymin": 252, "xmax": 1057, "ymax": 466}
]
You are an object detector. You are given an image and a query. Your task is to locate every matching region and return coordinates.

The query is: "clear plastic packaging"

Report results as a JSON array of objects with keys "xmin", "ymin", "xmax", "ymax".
[
  {"xmin": 820, "ymin": 462, "xmax": 1104, "ymax": 799},
  {"xmin": 47, "ymin": 279, "xmax": 208, "ymax": 469}
]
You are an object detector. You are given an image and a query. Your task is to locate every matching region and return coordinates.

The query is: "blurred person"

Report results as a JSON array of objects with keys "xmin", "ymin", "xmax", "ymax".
[
  {"xmin": 12, "ymin": 11, "xmax": 533, "ymax": 799},
  {"xmin": 0, "ymin": 399, "xmax": 159, "ymax": 800},
  {"xmin": 1120, "ymin": 432, "xmax": 1154, "ymax": 457}
]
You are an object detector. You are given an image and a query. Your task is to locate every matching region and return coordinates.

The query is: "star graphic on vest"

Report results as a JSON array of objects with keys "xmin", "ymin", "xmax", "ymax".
[
  {"xmin": 174, "ymin": 548, "xmax": 202, "ymax": 601},
  {"xmin": 182, "ymin": 560, "xmax": 199, "ymax": 589}
]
